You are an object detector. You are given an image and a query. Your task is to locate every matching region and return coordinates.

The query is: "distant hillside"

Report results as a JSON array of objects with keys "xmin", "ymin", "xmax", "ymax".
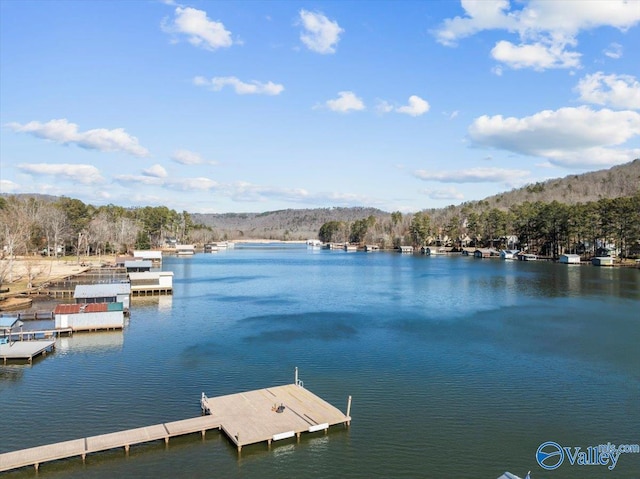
[
  {"xmin": 4, "ymin": 160, "xmax": 638, "ymax": 241},
  {"xmin": 192, "ymin": 160, "xmax": 639, "ymax": 239},
  {"xmin": 477, "ymin": 159, "xmax": 640, "ymax": 210},
  {"xmin": 191, "ymin": 207, "xmax": 390, "ymax": 241}
]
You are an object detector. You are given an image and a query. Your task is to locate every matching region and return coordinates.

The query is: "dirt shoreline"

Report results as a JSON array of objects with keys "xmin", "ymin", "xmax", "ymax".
[{"xmin": 0, "ymin": 256, "xmax": 117, "ymax": 295}]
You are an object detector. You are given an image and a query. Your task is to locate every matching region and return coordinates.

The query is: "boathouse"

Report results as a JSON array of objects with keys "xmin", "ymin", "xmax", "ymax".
[
  {"xmin": 133, "ymin": 250, "xmax": 163, "ymax": 266},
  {"xmin": 54, "ymin": 303, "xmax": 125, "ymax": 331},
  {"xmin": 124, "ymin": 260, "xmax": 152, "ymax": 273},
  {"xmin": 474, "ymin": 248, "xmax": 498, "ymax": 258},
  {"xmin": 399, "ymin": 246, "xmax": 414, "ymax": 254},
  {"xmin": 559, "ymin": 254, "xmax": 581, "ymax": 264},
  {"xmin": 175, "ymin": 244, "xmax": 195, "ymax": 255},
  {"xmin": 128, "ymin": 271, "xmax": 173, "ymax": 296},
  {"xmin": 74, "ymin": 283, "xmax": 131, "ymax": 310},
  {"xmin": 592, "ymin": 256, "xmax": 614, "ymax": 266}
]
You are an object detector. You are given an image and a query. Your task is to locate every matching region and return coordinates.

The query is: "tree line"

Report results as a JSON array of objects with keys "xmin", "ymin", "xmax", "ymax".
[
  {"xmin": 0, "ymin": 196, "xmax": 217, "ymax": 262},
  {"xmin": 317, "ymin": 193, "xmax": 640, "ymax": 259}
]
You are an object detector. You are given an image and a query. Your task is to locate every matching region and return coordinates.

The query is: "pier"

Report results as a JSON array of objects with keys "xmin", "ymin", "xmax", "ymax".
[
  {"xmin": 0, "ymin": 340, "xmax": 56, "ymax": 364},
  {"xmin": 0, "ymin": 372, "xmax": 351, "ymax": 473}
]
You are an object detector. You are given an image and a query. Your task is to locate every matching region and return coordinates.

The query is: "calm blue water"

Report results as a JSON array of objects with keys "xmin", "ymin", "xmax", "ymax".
[{"xmin": 1, "ymin": 244, "xmax": 639, "ymax": 478}]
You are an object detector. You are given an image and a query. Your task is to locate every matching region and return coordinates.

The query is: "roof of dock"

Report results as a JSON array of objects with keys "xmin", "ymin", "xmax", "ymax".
[{"xmin": 74, "ymin": 283, "xmax": 131, "ymax": 298}]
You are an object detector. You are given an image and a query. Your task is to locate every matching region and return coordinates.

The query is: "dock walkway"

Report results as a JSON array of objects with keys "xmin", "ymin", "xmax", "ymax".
[
  {"xmin": 0, "ymin": 381, "xmax": 351, "ymax": 473},
  {"xmin": 0, "ymin": 340, "xmax": 56, "ymax": 364}
]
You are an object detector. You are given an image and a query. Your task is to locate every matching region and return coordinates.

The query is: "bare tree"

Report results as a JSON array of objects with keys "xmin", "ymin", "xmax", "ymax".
[
  {"xmin": 41, "ymin": 203, "xmax": 69, "ymax": 258},
  {"xmin": 0, "ymin": 197, "xmax": 35, "ymax": 282}
]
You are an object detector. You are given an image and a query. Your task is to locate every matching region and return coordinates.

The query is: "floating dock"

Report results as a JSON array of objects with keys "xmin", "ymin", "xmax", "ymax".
[
  {"xmin": 201, "ymin": 382, "xmax": 351, "ymax": 451},
  {"xmin": 0, "ymin": 340, "xmax": 56, "ymax": 364},
  {"xmin": 0, "ymin": 374, "xmax": 351, "ymax": 473}
]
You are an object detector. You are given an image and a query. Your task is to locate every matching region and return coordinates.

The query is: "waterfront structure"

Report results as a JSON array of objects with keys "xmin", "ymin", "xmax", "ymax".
[
  {"xmin": 124, "ymin": 260, "xmax": 152, "ymax": 272},
  {"xmin": 592, "ymin": 256, "xmax": 614, "ymax": 266},
  {"xmin": 500, "ymin": 250, "xmax": 520, "ymax": 260},
  {"xmin": 474, "ymin": 248, "xmax": 498, "ymax": 258},
  {"xmin": 364, "ymin": 244, "xmax": 379, "ymax": 252},
  {"xmin": 175, "ymin": 244, "xmax": 195, "ymax": 255},
  {"xmin": 133, "ymin": 250, "xmax": 162, "ymax": 266},
  {"xmin": 54, "ymin": 303, "xmax": 125, "ymax": 331},
  {"xmin": 422, "ymin": 246, "xmax": 447, "ymax": 255},
  {"xmin": 399, "ymin": 246, "xmax": 414, "ymax": 254},
  {"xmin": 559, "ymin": 254, "xmax": 581, "ymax": 264},
  {"xmin": 74, "ymin": 283, "xmax": 131, "ymax": 310},
  {"xmin": 0, "ymin": 370, "xmax": 351, "ymax": 472},
  {"xmin": 0, "ymin": 339, "xmax": 55, "ymax": 364},
  {"xmin": 128, "ymin": 271, "xmax": 173, "ymax": 296}
]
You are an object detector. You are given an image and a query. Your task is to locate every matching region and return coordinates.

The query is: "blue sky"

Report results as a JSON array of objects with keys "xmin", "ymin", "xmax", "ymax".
[{"xmin": 1, "ymin": 0, "xmax": 639, "ymax": 213}]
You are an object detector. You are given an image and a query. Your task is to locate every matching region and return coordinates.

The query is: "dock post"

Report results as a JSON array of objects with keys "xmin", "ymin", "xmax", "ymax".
[
  {"xmin": 346, "ymin": 395, "xmax": 352, "ymax": 426},
  {"xmin": 294, "ymin": 367, "xmax": 298, "ymax": 386}
]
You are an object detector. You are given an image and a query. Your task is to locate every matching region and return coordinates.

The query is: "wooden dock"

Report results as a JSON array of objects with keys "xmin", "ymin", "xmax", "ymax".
[
  {"xmin": 201, "ymin": 383, "xmax": 351, "ymax": 451},
  {"xmin": 0, "ymin": 378, "xmax": 351, "ymax": 473},
  {"xmin": 0, "ymin": 340, "xmax": 56, "ymax": 364}
]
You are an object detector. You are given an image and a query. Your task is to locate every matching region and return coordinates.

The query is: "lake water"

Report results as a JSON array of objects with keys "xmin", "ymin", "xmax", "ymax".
[{"xmin": 1, "ymin": 244, "xmax": 639, "ymax": 478}]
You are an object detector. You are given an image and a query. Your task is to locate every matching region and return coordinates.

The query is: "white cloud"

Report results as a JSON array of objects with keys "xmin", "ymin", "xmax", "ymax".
[
  {"xmin": 193, "ymin": 76, "xmax": 284, "ymax": 95},
  {"xmin": 17, "ymin": 163, "xmax": 104, "ymax": 184},
  {"xmin": 7, "ymin": 119, "xmax": 149, "ymax": 157},
  {"xmin": 172, "ymin": 150, "xmax": 202, "ymax": 165},
  {"xmin": 321, "ymin": 91, "xmax": 365, "ymax": 113},
  {"xmin": 114, "ymin": 173, "xmax": 219, "ymax": 191},
  {"xmin": 170, "ymin": 177, "xmax": 219, "ymax": 191},
  {"xmin": 113, "ymin": 174, "xmax": 165, "ymax": 186},
  {"xmin": 228, "ymin": 181, "xmax": 372, "ymax": 206},
  {"xmin": 433, "ymin": 0, "xmax": 516, "ymax": 47},
  {"xmin": 299, "ymin": 10, "xmax": 343, "ymax": 54},
  {"xmin": 162, "ymin": 6, "xmax": 233, "ymax": 51},
  {"xmin": 143, "ymin": 164, "xmax": 168, "ymax": 178},
  {"xmin": 230, "ymin": 182, "xmax": 310, "ymax": 203},
  {"xmin": 0, "ymin": 179, "xmax": 20, "ymax": 193},
  {"xmin": 434, "ymin": 0, "xmax": 640, "ymax": 71},
  {"xmin": 376, "ymin": 100, "xmax": 394, "ymax": 114},
  {"xmin": 468, "ymin": 106, "xmax": 640, "ymax": 167},
  {"xmin": 396, "ymin": 95, "xmax": 430, "ymax": 116},
  {"xmin": 604, "ymin": 42, "xmax": 623, "ymax": 59},
  {"xmin": 420, "ymin": 187, "xmax": 465, "ymax": 200},
  {"xmin": 546, "ymin": 147, "xmax": 640, "ymax": 167},
  {"xmin": 576, "ymin": 72, "xmax": 640, "ymax": 110},
  {"xmin": 414, "ymin": 167, "xmax": 530, "ymax": 184},
  {"xmin": 491, "ymin": 40, "xmax": 581, "ymax": 70}
]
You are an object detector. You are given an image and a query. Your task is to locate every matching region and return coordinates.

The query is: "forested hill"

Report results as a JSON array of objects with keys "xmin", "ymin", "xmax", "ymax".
[
  {"xmin": 4, "ymin": 160, "xmax": 638, "ymax": 242},
  {"xmin": 475, "ymin": 159, "xmax": 640, "ymax": 210},
  {"xmin": 191, "ymin": 207, "xmax": 390, "ymax": 241},
  {"xmin": 192, "ymin": 160, "xmax": 639, "ymax": 240}
]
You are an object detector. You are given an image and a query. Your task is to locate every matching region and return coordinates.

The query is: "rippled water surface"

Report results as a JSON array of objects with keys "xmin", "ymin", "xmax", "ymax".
[{"xmin": 1, "ymin": 245, "xmax": 639, "ymax": 478}]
